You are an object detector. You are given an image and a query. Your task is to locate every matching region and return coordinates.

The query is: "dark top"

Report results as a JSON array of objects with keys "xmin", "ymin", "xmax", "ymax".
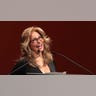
[{"xmin": 10, "ymin": 59, "xmax": 56, "ymax": 75}]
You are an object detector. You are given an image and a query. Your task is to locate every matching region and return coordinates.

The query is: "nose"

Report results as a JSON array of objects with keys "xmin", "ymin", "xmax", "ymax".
[{"xmin": 37, "ymin": 37, "xmax": 41, "ymax": 43}]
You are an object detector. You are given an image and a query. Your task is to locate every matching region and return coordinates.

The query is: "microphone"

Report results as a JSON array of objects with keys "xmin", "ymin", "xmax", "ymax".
[
  {"xmin": 52, "ymin": 50, "xmax": 94, "ymax": 75},
  {"xmin": 37, "ymin": 49, "xmax": 40, "ymax": 54},
  {"xmin": 9, "ymin": 50, "xmax": 41, "ymax": 75}
]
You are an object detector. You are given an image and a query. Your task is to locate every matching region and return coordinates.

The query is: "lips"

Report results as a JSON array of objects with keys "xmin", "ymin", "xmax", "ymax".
[{"xmin": 36, "ymin": 44, "xmax": 42, "ymax": 49}]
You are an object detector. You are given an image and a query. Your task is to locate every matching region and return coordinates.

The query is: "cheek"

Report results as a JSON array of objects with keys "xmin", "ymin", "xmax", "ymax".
[
  {"xmin": 30, "ymin": 43, "xmax": 37, "ymax": 50},
  {"xmin": 41, "ymin": 39, "xmax": 44, "ymax": 45},
  {"xmin": 42, "ymin": 39, "xmax": 44, "ymax": 42}
]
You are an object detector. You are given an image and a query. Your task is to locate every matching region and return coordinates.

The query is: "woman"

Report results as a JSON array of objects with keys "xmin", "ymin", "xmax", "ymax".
[{"xmin": 11, "ymin": 26, "xmax": 56, "ymax": 75}]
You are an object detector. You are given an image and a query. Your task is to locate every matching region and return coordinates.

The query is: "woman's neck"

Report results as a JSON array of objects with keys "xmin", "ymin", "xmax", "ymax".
[{"xmin": 34, "ymin": 52, "xmax": 44, "ymax": 67}]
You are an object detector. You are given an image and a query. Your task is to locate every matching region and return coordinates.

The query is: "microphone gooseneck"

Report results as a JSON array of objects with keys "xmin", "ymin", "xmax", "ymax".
[
  {"xmin": 9, "ymin": 50, "xmax": 41, "ymax": 75},
  {"xmin": 52, "ymin": 50, "xmax": 94, "ymax": 75},
  {"xmin": 9, "ymin": 62, "xmax": 28, "ymax": 75}
]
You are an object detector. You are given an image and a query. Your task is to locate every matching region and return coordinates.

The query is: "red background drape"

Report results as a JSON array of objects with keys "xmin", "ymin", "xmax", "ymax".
[{"xmin": 0, "ymin": 21, "xmax": 96, "ymax": 74}]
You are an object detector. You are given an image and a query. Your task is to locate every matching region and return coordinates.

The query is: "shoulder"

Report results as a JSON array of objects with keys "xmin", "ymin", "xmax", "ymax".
[
  {"xmin": 14, "ymin": 58, "xmax": 28, "ymax": 69},
  {"xmin": 10, "ymin": 58, "xmax": 28, "ymax": 75}
]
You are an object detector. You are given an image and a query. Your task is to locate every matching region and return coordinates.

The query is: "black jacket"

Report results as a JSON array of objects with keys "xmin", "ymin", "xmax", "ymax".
[{"xmin": 10, "ymin": 59, "xmax": 56, "ymax": 75}]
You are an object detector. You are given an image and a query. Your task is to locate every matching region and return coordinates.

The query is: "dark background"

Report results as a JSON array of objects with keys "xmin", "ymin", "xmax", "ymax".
[{"xmin": 0, "ymin": 21, "xmax": 96, "ymax": 75}]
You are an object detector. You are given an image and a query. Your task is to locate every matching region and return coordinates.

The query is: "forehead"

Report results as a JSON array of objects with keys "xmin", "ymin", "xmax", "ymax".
[{"xmin": 31, "ymin": 31, "xmax": 40, "ymax": 39}]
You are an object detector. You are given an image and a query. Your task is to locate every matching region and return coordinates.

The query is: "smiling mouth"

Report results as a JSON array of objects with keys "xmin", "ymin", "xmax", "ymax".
[{"xmin": 36, "ymin": 44, "xmax": 43, "ymax": 49}]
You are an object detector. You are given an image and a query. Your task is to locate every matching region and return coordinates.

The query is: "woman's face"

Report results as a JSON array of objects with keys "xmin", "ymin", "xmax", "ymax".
[{"xmin": 30, "ymin": 31, "xmax": 44, "ymax": 53}]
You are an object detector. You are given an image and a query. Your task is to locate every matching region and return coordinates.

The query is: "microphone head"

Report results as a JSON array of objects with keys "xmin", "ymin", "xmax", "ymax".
[{"xmin": 37, "ymin": 49, "xmax": 40, "ymax": 54}]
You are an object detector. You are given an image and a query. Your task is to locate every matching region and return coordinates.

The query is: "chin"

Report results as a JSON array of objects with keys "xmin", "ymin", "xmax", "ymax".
[
  {"xmin": 40, "ymin": 48, "xmax": 44, "ymax": 52},
  {"xmin": 40, "ymin": 46, "xmax": 44, "ymax": 52}
]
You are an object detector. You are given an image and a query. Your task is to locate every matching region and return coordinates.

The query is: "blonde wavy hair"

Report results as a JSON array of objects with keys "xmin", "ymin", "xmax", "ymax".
[{"xmin": 20, "ymin": 26, "xmax": 53, "ymax": 67}]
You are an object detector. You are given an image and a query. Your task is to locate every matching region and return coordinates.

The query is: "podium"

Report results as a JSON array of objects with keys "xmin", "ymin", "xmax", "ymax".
[{"xmin": 26, "ymin": 72, "xmax": 66, "ymax": 75}]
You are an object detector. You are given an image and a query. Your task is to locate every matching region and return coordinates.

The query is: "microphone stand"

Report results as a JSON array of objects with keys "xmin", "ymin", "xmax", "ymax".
[
  {"xmin": 52, "ymin": 50, "xmax": 94, "ymax": 75},
  {"xmin": 9, "ymin": 50, "xmax": 41, "ymax": 75},
  {"xmin": 9, "ymin": 62, "xmax": 28, "ymax": 75}
]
